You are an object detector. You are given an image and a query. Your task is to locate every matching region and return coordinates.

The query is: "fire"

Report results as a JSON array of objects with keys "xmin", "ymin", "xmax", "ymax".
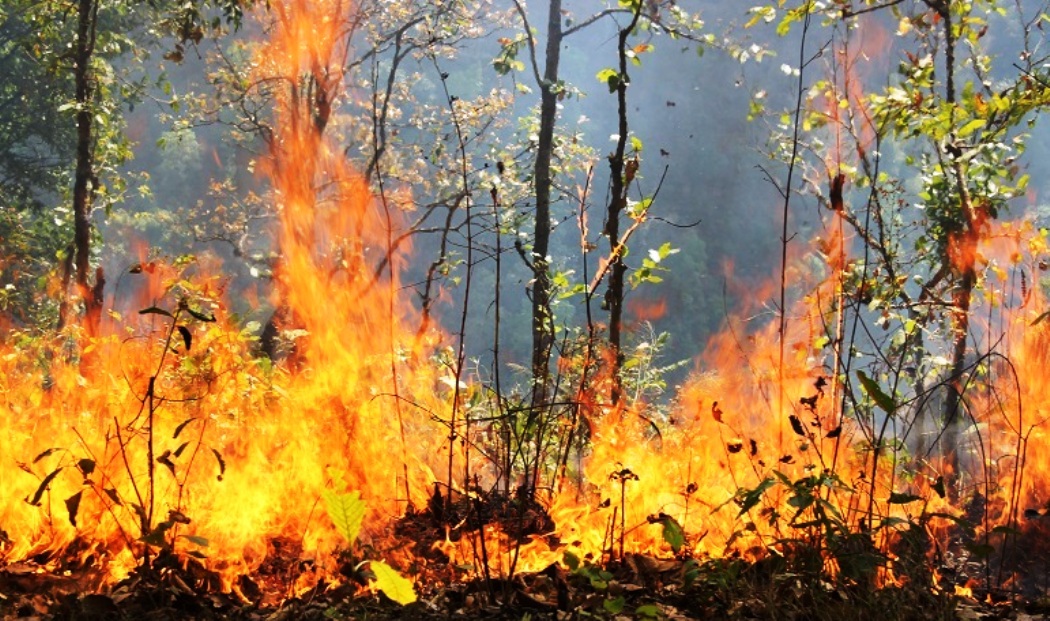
[
  {"xmin": 0, "ymin": 0, "xmax": 454, "ymax": 591},
  {"xmin": 3, "ymin": 0, "xmax": 1050, "ymax": 605}
]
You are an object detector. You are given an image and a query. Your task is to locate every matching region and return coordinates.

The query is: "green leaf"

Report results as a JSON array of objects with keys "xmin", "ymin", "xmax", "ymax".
[
  {"xmin": 596, "ymin": 67, "xmax": 620, "ymax": 93},
  {"xmin": 370, "ymin": 560, "xmax": 417, "ymax": 605},
  {"xmin": 736, "ymin": 477, "xmax": 776, "ymax": 518},
  {"xmin": 856, "ymin": 371, "xmax": 896, "ymax": 415},
  {"xmin": 657, "ymin": 514, "xmax": 686, "ymax": 553},
  {"xmin": 563, "ymin": 550, "xmax": 580, "ymax": 571},
  {"xmin": 957, "ymin": 118, "xmax": 986, "ymax": 138},
  {"xmin": 322, "ymin": 489, "xmax": 366, "ymax": 543},
  {"xmin": 604, "ymin": 596, "xmax": 626, "ymax": 614},
  {"xmin": 182, "ymin": 534, "xmax": 209, "ymax": 547}
]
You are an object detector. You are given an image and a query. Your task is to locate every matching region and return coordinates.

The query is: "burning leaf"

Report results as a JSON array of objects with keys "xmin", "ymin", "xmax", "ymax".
[
  {"xmin": 186, "ymin": 307, "xmax": 216, "ymax": 322},
  {"xmin": 65, "ymin": 491, "xmax": 82, "ymax": 527},
  {"xmin": 779, "ymin": 455, "xmax": 795, "ymax": 464},
  {"xmin": 856, "ymin": 370, "xmax": 897, "ymax": 415},
  {"xmin": 799, "ymin": 394, "xmax": 818, "ymax": 410},
  {"xmin": 749, "ymin": 439, "xmax": 758, "ymax": 456},
  {"xmin": 26, "ymin": 467, "xmax": 63, "ymax": 506},
  {"xmin": 887, "ymin": 492, "xmax": 922, "ymax": 505},
  {"xmin": 103, "ymin": 488, "xmax": 121, "ymax": 506},
  {"xmin": 211, "ymin": 448, "xmax": 225, "ymax": 481},
  {"xmin": 711, "ymin": 401, "xmax": 723, "ymax": 423},
  {"xmin": 177, "ymin": 325, "xmax": 192, "ymax": 351},
  {"xmin": 139, "ymin": 306, "xmax": 174, "ymax": 319},
  {"xmin": 173, "ymin": 441, "xmax": 190, "ymax": 458},
  {"xmin": 173, "ymin": 417, "xmax": 197, "ymax": 439},
  {"xmin": 726, "ymin": 438, "xmax": 743, "ymax": 453},
  {"xmin": 76, "ymin": 458, "xmax": 95, "ymax": 477},
  {"xmin": 141, "ymin": 524, "xmax": 171, "ymax": 548},
  {"xmin": 815, "ymin": 376, "xmax": 827, "ymax": 394},
  {"xmin": 131, "ymin": 504, "xmax": 148, "ymax": 528},
  {"xmin": 168, "ymin": 509, "xmax": 191, "ymax": 524},
  {"xmin": 323, "ymin": 489, "xmax": 366, "ymax": 543},
  {"xmin": 33, "ymin": 448, "xmax": 58, "ymax": 463},
  {"xmin": 789, "ymin": 414, "xmax": 806, "ymax": 437},
  {"xmin": 157, "ymin": 450, "xmax": 176, "ymax": 476},
  {"xmin": 370, "ymin": 560, "xmax": 417, "ymax": 605},
  {"xmin": 931, "ymin": 475, "xmax": 946, "ymax": 499},
  {"xmin": 825, "ymin": 425, "xmax": 842, "ymax": 439}
]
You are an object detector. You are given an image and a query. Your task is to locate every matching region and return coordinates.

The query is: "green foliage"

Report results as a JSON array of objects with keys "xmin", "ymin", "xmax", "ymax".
[{"xmin": 629, "ymin": 242, "xmax": 680, "ymax": 289}]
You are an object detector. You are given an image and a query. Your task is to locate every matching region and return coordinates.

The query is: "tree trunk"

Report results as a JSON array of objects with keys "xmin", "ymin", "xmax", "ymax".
[
  {"xmin": 603, "ymin": 5, "xmax": 642, "ymax": 405},
  {"xmin": 529, "ymin": 0, "xmax": 562, "ymax": 409},
  {"xmin": 938, "ymin": 1, "xmax": 975, "ymax": 477},
  {"xmin": 71, "ymin": 0, "xmax": 101, "ymax": 335}
]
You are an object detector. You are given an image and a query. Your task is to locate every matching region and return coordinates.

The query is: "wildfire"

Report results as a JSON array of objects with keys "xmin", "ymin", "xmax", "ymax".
[{"xmin": 2, "ymin": 0, "xmax": 1050, "ymax": 609}]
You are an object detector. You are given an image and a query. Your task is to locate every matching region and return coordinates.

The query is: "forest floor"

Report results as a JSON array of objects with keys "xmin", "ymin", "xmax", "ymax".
[
  {"xmin": 4, "ymin": 494, "xmax": 1050, "ymax": 620},
  {"xmin": 1, "ymin": 554, "xmax": 1045, "ymax": 621}
]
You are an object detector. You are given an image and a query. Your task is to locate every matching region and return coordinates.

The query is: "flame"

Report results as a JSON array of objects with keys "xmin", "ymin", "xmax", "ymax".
[{"xmin": 0, "ymin": 0, "xmax": 458, "ymax": 590}]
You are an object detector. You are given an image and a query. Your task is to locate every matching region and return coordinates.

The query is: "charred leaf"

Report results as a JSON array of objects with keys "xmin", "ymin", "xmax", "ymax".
[
  {"xmin": 65, "ymin": 491, "xmax": 82, "ymax": 527},
  {"xmin": 177, "ymin": 325, "xmax": 192, "ymax": 351},
  {"xmin": 27, "ymin": 467, "xmax": 63, "ymax": 506}
]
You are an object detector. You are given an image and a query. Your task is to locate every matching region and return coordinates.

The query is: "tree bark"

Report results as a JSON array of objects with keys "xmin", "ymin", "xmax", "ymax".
[
  {"xmin": 529, "ymin": 0, "xmax": 562, "ymax": 409},
  {"xmin": 70, "ymin": 0, "xmax": 101, "ymax": 335},
  {"xmin": 938, "ymin": 0, "xmax": 975, "ymax": 473},
  {"xmin": 604, "ymin": 4, "xmax": 643, "ymax": 405}
]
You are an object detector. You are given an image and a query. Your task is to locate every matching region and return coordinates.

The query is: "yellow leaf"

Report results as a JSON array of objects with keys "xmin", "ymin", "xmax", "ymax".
[
  {"xmin": 371, "ymin": 560, "xmax": 417, "ymax": 605},
  {"xmin": 322, "ymin": 489, "xmax": 365, "ymax": 543}
]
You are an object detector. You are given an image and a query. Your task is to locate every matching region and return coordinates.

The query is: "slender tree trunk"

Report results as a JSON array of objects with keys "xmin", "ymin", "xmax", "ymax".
[
  {"xmin": 604, "ymin": 5, "xmax": 643, "ymax": 405},
  {"xmin": 529, "ymin": 0, "xmax": 562, "ymax": 409},
  {"xmin": 937, "ymin": 0, "xmax": 974, "ymax": 472},
  {"xmin": 71, "ymin": 0, "xmax": 101, "ymax": 336}
]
